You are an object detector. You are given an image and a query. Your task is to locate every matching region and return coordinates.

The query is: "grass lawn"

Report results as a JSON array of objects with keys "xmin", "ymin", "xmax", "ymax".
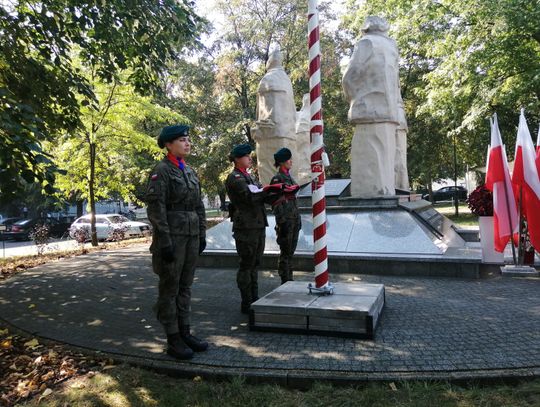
[
  {"xmin": 434, "ymin": 202, "xmax": 478, "ymax": 228},
  {"xmin": 19, "ymin": 366, "xmax": 540, "ymax": 407}
]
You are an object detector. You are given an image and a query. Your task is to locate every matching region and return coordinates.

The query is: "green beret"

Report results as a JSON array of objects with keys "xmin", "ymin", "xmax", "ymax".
[
  {"xmin": 158, "ymin": 124, "xmax": 190, "ymax": 148},
  {"xmin": 273, "ymin": 147, "xmax": 292, "ymax": 163},
  {"xmin": 230, "ymin": 144, "xmax": 252, "ymax": 158}
]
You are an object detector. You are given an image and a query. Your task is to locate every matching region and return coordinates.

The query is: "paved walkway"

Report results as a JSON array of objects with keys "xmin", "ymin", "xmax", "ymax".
[{"xmin": 1, "ymin": 244, "xmax": 539, "ymax": 384}]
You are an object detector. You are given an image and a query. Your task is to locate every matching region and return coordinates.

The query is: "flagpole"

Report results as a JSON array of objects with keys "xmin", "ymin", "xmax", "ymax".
[{"xmin": 518, "ymin": 186, "xmax": 527, "ymax": 265}]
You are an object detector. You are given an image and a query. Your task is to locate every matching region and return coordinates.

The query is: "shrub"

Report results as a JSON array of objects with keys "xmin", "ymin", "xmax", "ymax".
[{"xmin": 466, "ymin": 185, "xmax": 493, "ymax": 216}]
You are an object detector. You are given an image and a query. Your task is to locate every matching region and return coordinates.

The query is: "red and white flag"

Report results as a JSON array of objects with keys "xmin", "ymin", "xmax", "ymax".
[
  {"xmin": 536, "ymin": 126, "xmax": 540, "ymax": 173},
  {"xmin": 511, "ymin": 109, "xmax": 540, "ymax": 251},
  {"xmin": 485, "ymin": 114, "xmax": 518, "ymax": 252}
]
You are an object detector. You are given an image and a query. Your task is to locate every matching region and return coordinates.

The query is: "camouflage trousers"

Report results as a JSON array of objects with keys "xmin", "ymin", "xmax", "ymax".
[
  {"xmin": 152, "ymin": 234, "xmax": 200, "ymax": 335},
  {"xmin": 233, "ymin": 228, "xmax": 265, "ymax": 306},
  {"xmin": 276, "ymin": 218, "xmax": 301, "ymax": 282}
]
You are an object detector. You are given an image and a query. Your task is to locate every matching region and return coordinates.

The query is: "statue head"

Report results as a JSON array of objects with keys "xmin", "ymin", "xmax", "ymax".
[
  {"xmin": 266, "ymin": 49, "xmax": 283, "ymax": 70},
  {"xmin": 361, "ymin": 16, "xmax": 390, "ymax": 35}
]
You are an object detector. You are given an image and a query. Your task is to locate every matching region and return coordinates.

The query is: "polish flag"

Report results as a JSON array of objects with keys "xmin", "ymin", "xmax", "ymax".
[
  {"xmin": 511, "ymin": 110, "xmax": 540, "ymax": 251},
  {"xmin": 536, "ymin": 126, "xmax": 540, "ymax": 173},
  {"xmin": 485, "ymin": 114, "xmax": 518, "ymax": 252}
]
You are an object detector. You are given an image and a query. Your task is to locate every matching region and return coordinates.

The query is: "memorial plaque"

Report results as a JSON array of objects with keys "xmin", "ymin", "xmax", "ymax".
[
  {"xmin": 416, "ymin": 207, "xmax": 445, "ymax": 235},
  {"xmin": 298, "ymin": 179, "xmax": 351, "ymax": 198}
]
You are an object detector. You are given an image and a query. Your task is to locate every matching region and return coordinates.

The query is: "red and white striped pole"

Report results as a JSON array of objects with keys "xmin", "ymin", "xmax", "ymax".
[{"xmin": 308, "ymin": 0, "xmax": 331, "ymax": 293}]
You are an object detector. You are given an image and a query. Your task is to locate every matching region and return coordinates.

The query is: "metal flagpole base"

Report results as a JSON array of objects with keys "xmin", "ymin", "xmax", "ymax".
[{"xmin": 307, "ymin": 282, "xmax": 334, "ymax": 295}]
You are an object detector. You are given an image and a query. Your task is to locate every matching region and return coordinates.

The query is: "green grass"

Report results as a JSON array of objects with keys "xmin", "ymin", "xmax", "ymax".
[
  {"xmin": 20, "ymin": 365, "xmax": 540, "ymax": 407},
  {"xmin": 434, "ymin": 203, "xmax": 478, "ymax": 228}
]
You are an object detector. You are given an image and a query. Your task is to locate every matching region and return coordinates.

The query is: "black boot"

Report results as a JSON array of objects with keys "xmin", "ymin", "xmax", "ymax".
[
  {"xmin": 280, "ymin": 275, "xmax": 288, "ymax": 285},
  {"xmin": 180, "ymin": 325, "xmax": 208, "ymax": 352},
  {"xmin": 166, "ymin": 333, "xmax": 194, "ymax": 360}
]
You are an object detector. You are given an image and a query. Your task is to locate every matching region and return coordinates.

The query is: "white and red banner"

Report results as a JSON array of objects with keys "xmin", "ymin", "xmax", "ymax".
[
  {"xmin": 536, "ymin": 126, "xmax": 540, "ymax": 174},
  {"xmin": 485, "ymin": 114, "xmax": 518, "ymax": 252},
  {"xmin": 511, "ymin": 110, "xmax": 540, "ymax": 251}
]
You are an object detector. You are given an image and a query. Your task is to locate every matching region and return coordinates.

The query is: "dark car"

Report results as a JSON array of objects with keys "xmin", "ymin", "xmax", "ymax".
[
  {"xmin": 422, "ymin": 186, "xmax": 468, "ymax": 203},
  {"xmin": 5, "ymin": 218, "xmax": 69, "ymax": 241},
  {"xmin": 0, "ymin": 217, "xmax": 23, "ymax": 240}
]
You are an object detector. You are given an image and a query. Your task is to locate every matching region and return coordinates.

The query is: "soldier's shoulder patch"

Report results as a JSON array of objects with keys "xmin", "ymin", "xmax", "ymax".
[
  {"xmin": 234, "ymin": 174, "xmax": 241, "ymax": 178},
  {"xmin": 151, "ymin": 173, "xmax": 158, "ymax": 181}
]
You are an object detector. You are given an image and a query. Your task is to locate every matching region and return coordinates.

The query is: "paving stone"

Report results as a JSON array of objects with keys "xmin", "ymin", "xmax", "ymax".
[{"xmin": 0, "ymin": 244, "xmax": 539, "ymax": 380}]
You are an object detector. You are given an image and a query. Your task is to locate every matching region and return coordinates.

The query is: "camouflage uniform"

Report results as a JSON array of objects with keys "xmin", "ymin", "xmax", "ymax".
[
  {"xmin": 270, "ymin": 170, "xmax": 301, "ymax": 283},
  {"xmin": 225, "ymin": 168, "xmax": 268, "ymax": 310},
  {"xmin": 145, "ymin": 157, "xmax": 206, "ymax": 335}
]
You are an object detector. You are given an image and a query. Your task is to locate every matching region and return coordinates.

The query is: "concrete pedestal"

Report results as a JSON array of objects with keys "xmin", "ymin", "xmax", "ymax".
[{"xmin": 250, "ymin": 281, "xmax": 385, "ymax": 339}]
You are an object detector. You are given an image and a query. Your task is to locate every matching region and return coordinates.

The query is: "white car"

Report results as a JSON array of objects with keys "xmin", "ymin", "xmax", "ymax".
[{"xmin": 69, "ymin": 214, "xmax": 151, "ymax": 241}]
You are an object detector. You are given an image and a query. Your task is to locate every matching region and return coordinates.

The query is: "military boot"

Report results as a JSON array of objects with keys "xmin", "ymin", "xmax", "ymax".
[
  {"xmin": 166, "ymin": 333, "xmax": 194, "ymax": 360},
  {"xmin": 180, "ymin": 325, "xmax": 208, "ymax": 352}
]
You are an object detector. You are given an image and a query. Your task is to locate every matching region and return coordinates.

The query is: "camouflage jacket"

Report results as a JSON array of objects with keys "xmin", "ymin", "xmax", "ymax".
[
  {"xmin": 270, "ymin": 171, "xmax": 300, "ymax": 224},
  {"xmin": 225, "ymin": 168, "xmax": 268, "ymax": 231},
  {"xmin": 145, "ymin": 157, "xmax": 206, "ymax": 250}
]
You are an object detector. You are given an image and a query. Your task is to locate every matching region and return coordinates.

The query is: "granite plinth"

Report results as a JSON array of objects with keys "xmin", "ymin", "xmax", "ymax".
[{"xmin": 250, "ymin": 281, "xmax": 385, "ymax": 339}]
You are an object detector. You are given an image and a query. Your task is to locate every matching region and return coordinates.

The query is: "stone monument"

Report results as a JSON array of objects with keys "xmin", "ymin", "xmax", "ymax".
[
  {"xmin": 253, "ymin": 49, "xmax": 298, "ymax": 184},
  {"xmin": 295, "ymin": 93, "xmax": 312, "ymax": 186},
  {"xmin": 395, "ymin": 93, "xmax": 410, "ymax": 191},
  {"xmin": 342, "ymin": 16, "xmax": 400, "ymax": 198}
]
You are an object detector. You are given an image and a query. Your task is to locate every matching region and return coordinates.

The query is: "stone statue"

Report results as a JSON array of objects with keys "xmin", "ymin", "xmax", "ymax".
[
  {"xmin": 295, "ymin": 93, "xmax": 312, "ymax": 186},
  {"xmin": 253, "ymin": 49, "xmax": 298, "ymax": 184},
  {"xmin": 395, "ymin": 93, "xmax": 409, "ymax": 191},
  {"xmin": 342, "ymin": 16, "xmax": 400, "ymax": 197}
]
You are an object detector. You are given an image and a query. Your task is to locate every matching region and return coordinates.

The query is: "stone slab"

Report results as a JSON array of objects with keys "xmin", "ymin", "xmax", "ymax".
[
  {"xmin": 500, "ymin": 265, "xmax": 539, "ymax": 277},
  {"xmin": 250, "ymin": 282, "xmax": 385, "ymax": 339},
  {"xmin": 250, "ymin": 291, "xmax": 317, "ymax": 315}
]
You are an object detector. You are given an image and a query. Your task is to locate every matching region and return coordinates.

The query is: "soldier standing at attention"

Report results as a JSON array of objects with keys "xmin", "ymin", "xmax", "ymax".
[
  {"xmin": 145, "ymin": 124, "xmax": 208, "ymax": 360},
  {"xmin": 270, "ymin": 148, "xmax": 301, "ymax": 284},
  {"xmin": 225, "ymin": 144, "xmax": 271, "ymax": 314}
]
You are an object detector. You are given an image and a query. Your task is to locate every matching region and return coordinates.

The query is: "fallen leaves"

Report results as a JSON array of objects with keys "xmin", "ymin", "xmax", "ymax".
[{"xmin": 0, "ymin": 324, "xmax": 111, "ymax": 406}]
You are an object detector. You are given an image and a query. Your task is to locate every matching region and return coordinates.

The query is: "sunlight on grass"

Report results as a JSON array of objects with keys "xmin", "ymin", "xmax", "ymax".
[{"xmin": 19, "ymin": 366, "xmax": 540, "ymax": 407}]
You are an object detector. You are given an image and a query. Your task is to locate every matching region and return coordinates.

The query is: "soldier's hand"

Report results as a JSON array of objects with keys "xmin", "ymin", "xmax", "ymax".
[
  {"xmin": 161, "ymin": 245, "xmax": 175, "ymax": 263},
  {"xmin": 199, "ymin": 237, "xmax": 207, "ymax": 254}
]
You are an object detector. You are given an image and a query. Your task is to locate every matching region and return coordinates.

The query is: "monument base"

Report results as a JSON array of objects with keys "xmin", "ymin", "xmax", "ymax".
[
  {"xmin": 250, "ymin": 281, "xmax": 385, "ymax": 339},
  {"xmin": 500, "ymin": 265, "xmax": 539, "ymax": 277}
]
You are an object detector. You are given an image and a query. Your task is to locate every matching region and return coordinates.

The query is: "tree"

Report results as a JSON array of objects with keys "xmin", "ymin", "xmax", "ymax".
[
  {"xmin": 0, "ymin": 0, "xmax": 202, "ymax": 203},
  {"xmin": 52, "ymin": 71, "xmax": 187, "ymax": 246}
]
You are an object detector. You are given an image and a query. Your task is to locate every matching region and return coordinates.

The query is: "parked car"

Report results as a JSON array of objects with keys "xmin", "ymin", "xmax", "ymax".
[
  {"xmin": 422, "ymin": 186, "xmax": 468, "ymax": 202},
  {"xmin": 0, "ymin": 217, "xmax": 23, "ymax": 239},
  {"xmin": 69, "ymin": 214, "xmax": 151, "ymax": 241},
  {"xmin": 5, "ymin": 217, "xmax": 69, "ymax": 241}
]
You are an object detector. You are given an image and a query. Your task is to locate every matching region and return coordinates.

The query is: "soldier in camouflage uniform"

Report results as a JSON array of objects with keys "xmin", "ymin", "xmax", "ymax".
[
  {"xmin": 225, "ymin": 144, "xmax": 274, "ymax": 314},
  {"xmin": 270, "ymin": 148, "xmax": 301, "ymax": 284},
  {"xmin": 145, "ymin": 124, "xmax": 208, "ymax": 360}
]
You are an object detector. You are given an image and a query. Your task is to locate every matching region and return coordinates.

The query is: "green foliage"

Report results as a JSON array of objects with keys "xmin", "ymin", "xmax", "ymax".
[
  {"xmin": 344, "ymin": 0, "xmax": 540, "ymax": 187},
  {"xmin": 0, "ymin": 0, "xmax": 201, "ymax": 203},
  {"xmin": 52, "ymin": 72, "xmax": 187, "ymax": 208}
]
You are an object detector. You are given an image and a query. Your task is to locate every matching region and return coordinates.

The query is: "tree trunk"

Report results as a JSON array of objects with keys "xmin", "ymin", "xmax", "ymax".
[
  {"xmin": 76, "ymin": 200, "xmax": 84, "ymax": 218},
  {"xmin": 89, "ymin": 142, "xmax": 98, "ymax": 247}
]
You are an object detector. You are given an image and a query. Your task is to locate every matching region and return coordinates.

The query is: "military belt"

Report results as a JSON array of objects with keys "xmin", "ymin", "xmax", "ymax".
[{"xmin": 166, "ymin": 203, "xmax": 195, "ymax": 211}]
